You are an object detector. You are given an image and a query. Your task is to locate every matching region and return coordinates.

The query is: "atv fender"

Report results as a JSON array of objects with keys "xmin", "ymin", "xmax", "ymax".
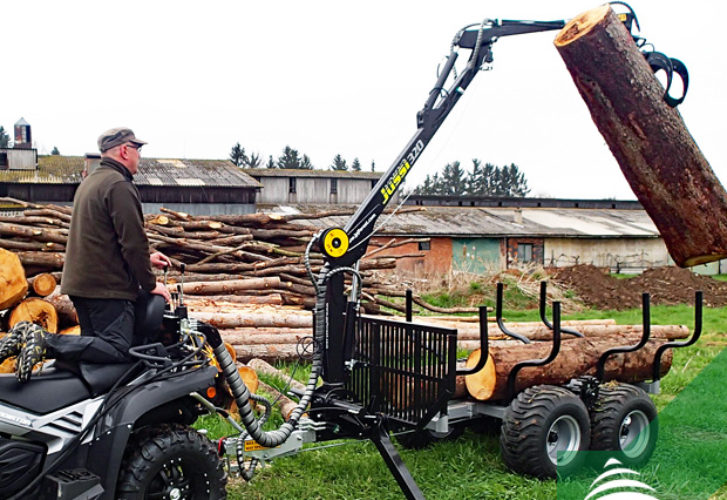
[{"xmin": 85, "ymin": 365, "xmax": 218, "ymax": 499}]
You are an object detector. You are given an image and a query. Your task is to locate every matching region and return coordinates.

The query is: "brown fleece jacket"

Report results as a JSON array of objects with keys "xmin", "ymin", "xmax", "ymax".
[{"xmin": 61, "ymin": 158, "xmax": 156, "ymax": 300}]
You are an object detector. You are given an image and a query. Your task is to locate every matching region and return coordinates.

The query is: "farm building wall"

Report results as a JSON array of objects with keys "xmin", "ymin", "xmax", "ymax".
[
  {"xmin": 367, "ymin": 236, "xmax": 451, "ymax": 274},
  {"xmin": 452, "ymin": 238, "xmax": 503, "ymax": 273},
  {"xmin": 543, "ymin": 237, "xmax": 671, "ymax": 272}
]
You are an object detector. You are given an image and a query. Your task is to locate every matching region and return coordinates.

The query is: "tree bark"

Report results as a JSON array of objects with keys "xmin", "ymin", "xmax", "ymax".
[
  {"xmin": 0, "ymin": 248, "xmax": 28, "ymax": 310},
  {"xmin": 233, "ymin": 344, "xmax": 301, "ymax": 363},
  {"xmin": 248, "ymin": 358, "xmax": 307, "ymax": 393},
  {"xmin": 192, "ymin": 310, "xmax": 312, "ymax": 328},
  {"xmin": 180, "ymin": 277, "xmax": 280, "ymax": 295},
  {"xmin": 460, "ymin": 335, "xmax": 672, "ymax": 401},
  {"xmin": 15, "ymin": 251, "xmax": 65, "ymax": 269},
  {"xmin": 555, "ymin": 5, "xmax": 727, "ymax": 267},
  {"xmin": 0, "ymin": 222, "xmax": 68, "ymax": 244},
  {"xmin": 44, "ymin": 289, "xmax": 79, "ymax": 326}
]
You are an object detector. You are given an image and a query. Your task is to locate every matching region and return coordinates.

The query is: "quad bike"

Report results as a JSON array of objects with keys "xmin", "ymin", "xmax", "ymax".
[
  {"xmin": 0, "ymin": 4, "xmax": 695, "ymax": 499},
  {"xmin": 0, "ymin": 292, "xmax": 235, "ymax": 499}
]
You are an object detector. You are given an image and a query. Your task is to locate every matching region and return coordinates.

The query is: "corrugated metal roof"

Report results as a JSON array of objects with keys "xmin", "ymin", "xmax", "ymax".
[
  {"xmin": 0, "ymin": 156, "xmax": 261, "ymax": 189},
  {"xmin": 270, "ymin": 204, "xmax": 660, "ymax": 238},
  {"xmin": 244, "ymin": 168, "xmax": 381, "ymax": 179},
  {"xmin": 135, "ymin": 159, "xmax": 260, "ymax": 188}
]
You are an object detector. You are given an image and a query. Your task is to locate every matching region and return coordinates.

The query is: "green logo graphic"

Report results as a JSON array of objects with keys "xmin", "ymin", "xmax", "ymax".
[{"xmin": 558, "ymin": 346, "xmax": 727, "ymax": 499}]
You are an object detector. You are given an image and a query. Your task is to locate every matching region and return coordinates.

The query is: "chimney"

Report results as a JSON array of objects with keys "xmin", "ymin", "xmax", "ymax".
[
  {"xmin": 84, "ymin": 153, "xmax": 102, "ymax": 178},
  {"xmin": 514, "ymin": 208, "xmax": 523, "ymax": 225},
  {"xmin": 14, "ymin": 117, "xmax": 32, "ymax": 149}
]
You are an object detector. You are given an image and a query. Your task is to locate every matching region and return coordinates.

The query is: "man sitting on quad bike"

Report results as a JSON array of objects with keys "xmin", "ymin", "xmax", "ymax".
[{"xmin": 0, "ymin": 127, "xmax": 172, "ymax": 381}]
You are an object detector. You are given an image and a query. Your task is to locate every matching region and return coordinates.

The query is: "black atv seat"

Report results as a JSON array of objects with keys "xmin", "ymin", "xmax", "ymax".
[
  {"xmin": 0, "ymin": 368, "xmax": 91, "ymax": 414},
  {"xmin": 0, "ymin": 362, "xmax": 139, "ymax": 415}
]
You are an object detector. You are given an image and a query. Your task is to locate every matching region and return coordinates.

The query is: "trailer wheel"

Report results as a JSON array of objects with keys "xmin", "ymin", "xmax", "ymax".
[
  {"xmin": 590, "ymin": 383, "xmax": 657, "ymax": 467},
  {"xmin": 117, "ymin": 423, "xmax": 227, "ymax": 500},
  {"xmin": 500, "ymin": 385, "xmax": 590, "ymax": 478}
]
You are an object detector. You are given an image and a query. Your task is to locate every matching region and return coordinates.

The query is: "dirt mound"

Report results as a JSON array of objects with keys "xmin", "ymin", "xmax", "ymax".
[{"xmin": 553, "ymin": 265, "xmax": 727, "ymax": 310}]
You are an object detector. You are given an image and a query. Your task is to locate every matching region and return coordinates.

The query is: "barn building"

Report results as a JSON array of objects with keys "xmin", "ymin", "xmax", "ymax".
[
  {"xmin": 0, "ymin": 154, "xmax": 260, "ymax": 215},
  {"xmin": 271, "ymin": 200, "xmax": 726, "ymax": 275},
  {"xmin": 245, "ymin": 168, "xmax": 395, "ymax": 205}
]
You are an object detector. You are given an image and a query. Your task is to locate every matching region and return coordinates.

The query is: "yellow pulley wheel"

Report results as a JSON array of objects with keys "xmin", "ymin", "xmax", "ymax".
[{"xmin": 322, "ymin": 228, "xmax": 349, "ymax": 259}]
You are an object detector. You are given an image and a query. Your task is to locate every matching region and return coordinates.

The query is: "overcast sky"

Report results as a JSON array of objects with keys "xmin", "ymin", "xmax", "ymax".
[{"xmin": 4, "ymin": 0, "xmax": 725, "ymax": 199}]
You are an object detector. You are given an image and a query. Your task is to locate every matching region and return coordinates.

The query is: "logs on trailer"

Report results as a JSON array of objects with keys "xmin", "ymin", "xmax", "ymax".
[
  {"xmin": 554, "ymin": 5, "xmax": 727, "ymax": 267},
  {"xmin": 459, "ymin": 335, "xmax": 673, "ymax": 401}
]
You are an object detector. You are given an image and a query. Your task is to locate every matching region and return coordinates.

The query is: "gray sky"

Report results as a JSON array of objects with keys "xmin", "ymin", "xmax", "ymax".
[{"xmin": 4, "ymin": 0, "xmax": 725, "ymax": 199}]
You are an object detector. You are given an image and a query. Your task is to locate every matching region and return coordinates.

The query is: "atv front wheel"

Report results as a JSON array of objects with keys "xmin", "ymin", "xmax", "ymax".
[{"xmin": 117, "ymin": 423, "xmax": 227, "ymax": 500}]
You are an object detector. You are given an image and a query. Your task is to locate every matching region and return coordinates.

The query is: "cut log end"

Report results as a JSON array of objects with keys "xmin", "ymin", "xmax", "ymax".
[
  {"xmin": 0, "ymin": 248, "xmax": 28, "ymax": 310},
  {"xmin": 31, "ymin": 273, "xmax": 57, "ymax": 297},
  {"xmin": 9, "ymin": 298, "xmax": 59, "ymax": 333},
  {"xmin": 463, "ymin": 349, "xmax": 496, "ymax": 401},
  {"xmin": 554, "ymin": 4, "xmax": 610, "ymax": 47}
]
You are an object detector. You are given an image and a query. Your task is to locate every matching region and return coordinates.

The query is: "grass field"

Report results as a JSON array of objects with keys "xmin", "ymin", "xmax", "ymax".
[{"xmin": 198, "ymin": 302, "xmax": 727, "ymax": 499}]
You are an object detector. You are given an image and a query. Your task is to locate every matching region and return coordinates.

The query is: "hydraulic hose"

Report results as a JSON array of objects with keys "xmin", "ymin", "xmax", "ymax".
[{"xmin": 203, "ymin": 262, "xmax": 331, "ymax": 449}]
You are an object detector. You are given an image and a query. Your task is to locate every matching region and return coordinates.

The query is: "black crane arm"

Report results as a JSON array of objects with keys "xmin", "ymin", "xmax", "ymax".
[{"xmin": 319, "ymin": 19, "xmax": 566, "ymax": 268}]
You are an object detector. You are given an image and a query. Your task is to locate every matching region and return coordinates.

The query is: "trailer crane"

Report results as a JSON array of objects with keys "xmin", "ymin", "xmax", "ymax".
[{"xmin": 206, "ymin": 4, "xmax": 692, "ymax": 498}]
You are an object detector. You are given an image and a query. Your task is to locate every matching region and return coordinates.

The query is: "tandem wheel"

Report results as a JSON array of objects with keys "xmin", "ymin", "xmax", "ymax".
[
  {"xmin": 589, "ymin": 382, "xmax": 658, "ymax": 467},
  {"xmin": 500, "ymin": 385, "xmax": 591, "ymax": 478}
]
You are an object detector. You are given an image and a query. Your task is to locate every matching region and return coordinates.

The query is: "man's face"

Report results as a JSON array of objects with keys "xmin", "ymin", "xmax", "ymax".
[{"xmin": 123, "ymin": 142, "xmax": 142, "ymax": 175}]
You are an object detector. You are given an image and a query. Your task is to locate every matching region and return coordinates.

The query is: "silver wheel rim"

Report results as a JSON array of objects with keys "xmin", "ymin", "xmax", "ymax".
[
  {"xmin": 547, "ymin": 415, "xmax": 581, "ymax": 466},
  {"xmin": 620, "ymin": 409, "xmax": 650, "ymax": 458}
]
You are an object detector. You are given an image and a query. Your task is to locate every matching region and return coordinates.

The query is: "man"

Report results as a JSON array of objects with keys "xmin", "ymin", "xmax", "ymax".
[{"xmin": 0, "ymin": 128, "xmax": 171, "ymax": 381}]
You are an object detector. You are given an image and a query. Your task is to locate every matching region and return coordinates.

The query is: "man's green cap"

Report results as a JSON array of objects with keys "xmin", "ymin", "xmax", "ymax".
[{"xmin": 97, "ymin": 127, "xmax": 147, "ymax": 153}]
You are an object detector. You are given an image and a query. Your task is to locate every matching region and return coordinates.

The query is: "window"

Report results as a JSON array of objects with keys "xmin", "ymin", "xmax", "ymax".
[
  {"xmin": 289, "ymin": 177, "xmax": 296, "ymax": 194},
  {"xmin": 519, "ymin": 243, "xmax": 533, "ymax": 263},
  {"xmin": 0, "ymin": 153, "xmax": 7, "ymax": 169},
  {"xmin": 418, "ymin": 240, "xmax": 430, "ymax": 251},
  {"xmin": 330, "ymin": 178, "xmax": 338, "ymax": 195}
]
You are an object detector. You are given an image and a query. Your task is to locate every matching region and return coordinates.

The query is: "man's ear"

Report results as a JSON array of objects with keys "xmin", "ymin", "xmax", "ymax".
[{"xmin": 117, "ymin": 144, "xmax": 130, "ymax": 161}]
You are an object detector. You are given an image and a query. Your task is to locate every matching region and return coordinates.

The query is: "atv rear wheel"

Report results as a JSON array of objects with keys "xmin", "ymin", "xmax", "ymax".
[{"xmin": 117, "ymin": 423, "xmax": 227, "ymax": 500}]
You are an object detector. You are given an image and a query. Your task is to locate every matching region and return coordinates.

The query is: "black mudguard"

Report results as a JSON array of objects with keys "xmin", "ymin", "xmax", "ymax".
[{"xmin": 84, "ymin": 365, "xmax": 217, "ymax": 499}]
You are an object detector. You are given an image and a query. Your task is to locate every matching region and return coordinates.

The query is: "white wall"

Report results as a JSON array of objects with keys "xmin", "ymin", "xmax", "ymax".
[{"xmin": 544, "ymin": 237, "xmax": 671, "ymax": 271}]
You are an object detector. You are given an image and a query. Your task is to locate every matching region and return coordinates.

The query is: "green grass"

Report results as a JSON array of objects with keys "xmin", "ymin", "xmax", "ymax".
[{"xmin": 195, "ymin": 304, "xmax": 727, "ymax": 499}]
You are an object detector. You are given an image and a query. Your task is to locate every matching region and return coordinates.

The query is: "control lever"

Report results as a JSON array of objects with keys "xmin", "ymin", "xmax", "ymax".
[
  {"xmin": 179, "ymin": 263, "xmax": 186, "ymax": 306},
  {"xmin": 163, "ymin": 265, "xmax": 171, "ymax": 310}
]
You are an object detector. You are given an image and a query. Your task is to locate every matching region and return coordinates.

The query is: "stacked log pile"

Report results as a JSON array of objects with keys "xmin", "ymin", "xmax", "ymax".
[{"xmin": 0, "ymin": 198, "xmax": 464, "ymax": 316}]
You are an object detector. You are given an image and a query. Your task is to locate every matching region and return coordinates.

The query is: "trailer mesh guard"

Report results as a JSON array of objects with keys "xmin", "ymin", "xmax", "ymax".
[{"xmin": 345, "ymin": 315, "xmax": 458, "ymax": 428}]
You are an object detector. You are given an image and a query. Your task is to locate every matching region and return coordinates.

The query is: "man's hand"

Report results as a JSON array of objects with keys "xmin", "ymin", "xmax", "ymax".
[
  {"xmin": 150, "ymin": 251, "xmax": 172, "ymax": 270},
  {"xmin": 150, "ymin": 282, "xmax": 171, "ymax": 303}
]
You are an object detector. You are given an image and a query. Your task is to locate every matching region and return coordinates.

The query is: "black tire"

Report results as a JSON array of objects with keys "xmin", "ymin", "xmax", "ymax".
[
  {"xmin": 590, "ymin": 383, "xmax": 658, "ymax": 467},
  {"xmin": 117, "ymin": 423, "xmax": 227, "ymax": 500},
  {"xmin": 396, "ymin": 424, "xmax": 465, "ymax": 450},
  {"xmin": 500, "ymin": 385, "xmax": 590, "ymax": 478}
]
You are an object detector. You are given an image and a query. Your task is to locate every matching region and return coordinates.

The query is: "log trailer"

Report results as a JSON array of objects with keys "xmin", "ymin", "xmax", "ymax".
[
  {"xmin": 0, "ymin": 4, "xmax": 700, "ymax": 500},
  {"xmin": 206, "ymin": 3, "xmax": 697, "ymax": 498}
]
